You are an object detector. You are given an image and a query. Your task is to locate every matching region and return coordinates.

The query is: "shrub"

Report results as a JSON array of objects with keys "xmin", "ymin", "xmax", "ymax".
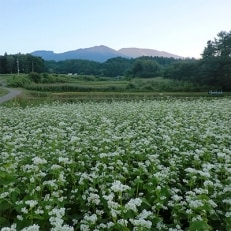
[
  {"xmin": 7, "ymin": 75, "xmax": 31, "ymax": 87},
  {"xmin": 28, "ymin": 72, "xmax": 41, "ymax": 83}
]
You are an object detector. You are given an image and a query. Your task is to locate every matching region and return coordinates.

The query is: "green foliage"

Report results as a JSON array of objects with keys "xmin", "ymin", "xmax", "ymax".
[
  {"xmin": 202, "ymin": 31, "xmax": 231, "ymax": 58},
  {"xmin": 44, "ymin": 56, "xmax": 180, "ymax": 78},
  {"xmin": 45, "ymin": 59, "xmax": 101, "ymax": 75},
  {"xmin": 131, "ymin": 58, "xmax": 161, "ymax": 78},
  {"xmin": 27, "ymin": 72, "xmax": 77, "ymax": 84},
  {"xmin": 0, "ymin": 88, "xmax": 8, "ymax": 97},
  {"xmin": 101, "ymin": 57, "xmax": 132, "ymax": 77},
  {"xmin": 40, "ymin": 73, "xmax": 55, "ymax": 83},
  {"xmin": 29, "ymin": 72, "xmax": 41, "ymax": 83},
  {"xmin": 127, "ymin": 77, "xmax": 209, "ymax": 92},
  {"xmin": 0, "ymin": 53, "xmax": 45, "ymax": 74},
  {"xmin": 163, "ymin": 30, "xmax": 231, "ymax": 91},
  {"xmin": 164, "ymin": 59, "xmax": 199, "ymax": 81},
  {"xmin": 200, "ymin": 31, "xmax": 231, "ymax": 91},
  {"xmin": 7, "ymin": 75, "xmax": 31, "ymax": 88},
  {"xmin": 25, "ymin": 83, "xmax": 127, "ymax": 92},
  {"xmin": 188, "ymin": 220, "xmax": 212, "ymax": 231},
  {"xmin": 23, "ymin": 76, "xmax": 210, "ymax": 93}
]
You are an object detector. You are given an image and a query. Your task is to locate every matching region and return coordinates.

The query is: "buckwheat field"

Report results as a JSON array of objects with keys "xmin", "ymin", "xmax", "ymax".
[{"xmin": 0, "ymin": 98, "xmax": 231, "ymax": 231}]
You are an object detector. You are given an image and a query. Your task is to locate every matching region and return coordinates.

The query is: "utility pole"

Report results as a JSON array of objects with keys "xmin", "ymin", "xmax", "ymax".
[{"xmin": 16, "ymin": 58, "xmax": 19, "ymax": 76}]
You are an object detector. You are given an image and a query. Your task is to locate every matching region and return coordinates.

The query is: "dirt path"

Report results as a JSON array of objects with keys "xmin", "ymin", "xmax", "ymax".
[{"xmin": 0, "ymin": 87, "xmax": 21, "ymax": 104}]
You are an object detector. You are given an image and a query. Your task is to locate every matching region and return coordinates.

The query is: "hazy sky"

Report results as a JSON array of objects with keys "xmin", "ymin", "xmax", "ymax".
[{"xmin": 1, "ymin": 0, "xmax": 231, "ymax": 58}]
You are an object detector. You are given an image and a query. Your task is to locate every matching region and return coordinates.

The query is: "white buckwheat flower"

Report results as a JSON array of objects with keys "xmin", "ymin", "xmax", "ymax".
[
  {"xmin": 1, "ymin": 224, "xmax": 17, "ymax": 231},
  {"xmin": 32, "ymin": 157, "xmax": 47, "ymax": 165},
  {"xmin": 21, "ymin": 224, "xmax": 40, "ymax": 231},
  {"xmin": 125, "ymin": 198, "xmax": 142, "ymax": 212},
  {"xmin": 111, "ymin": 180, "xmax": 130, "ymax": 193},
  {"xmin": 25, "ymin": 200, "xmax": 38, "ymax": 208}
]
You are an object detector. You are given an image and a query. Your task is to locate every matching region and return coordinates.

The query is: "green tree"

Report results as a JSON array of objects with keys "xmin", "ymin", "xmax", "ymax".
[
  {"xmin": 164, "ymin": 31, "xmax": 231, "ymax": 91},
  {"xmin": 163, "ymin": 59, "xmax": 199, "ymax": 81},
  {"xmin": 131, "ymin": 58, "xmax": 161, "ymax": 78},
  {"xmin": 202, "ymin": 40, "xmax": 216, "ymax": 58},
  {"xmin": 0, "ymin": 54, "xmax": 7, "ymax": 74},
  {"xmin": 141, "ymin": 59, "xmax": 161, "ymax": 77},
  {"xmin": 0, "ymin": 53, "xmax": 45, "ymax": 74},
  {"xmin": 201, "ymin": 30, "xmax": 231, "ymax": 90},
  {"xmin": 6, "ymin": 55, "xmax": 15, "ymax": 73},
  {"xmin": 100, "ymin": 57, "xmax": 132, "ymax": 77},
  {"xmin": 132, "ymin": 60, "xmax": 143, "ymax": 77}
]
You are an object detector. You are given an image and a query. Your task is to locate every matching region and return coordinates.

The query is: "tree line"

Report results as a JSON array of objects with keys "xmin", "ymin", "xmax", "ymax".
[
  {"xmin": 1, "ymin": 30, "xmax": 231, "ymax": 91},
  {"xmin": 0, "ymin": 53, "xmax": 44, "ymax": 74},
  {"xmin": 44, "ymin": 56, "xmax": 178, "ymax": 78},
  {"xmin": 164, "ymin": 31, "xmax": 231, "ymax": 91},
  {"xmin": 0, "ymin": 52, "xmax": 179, "ymax": 78}
]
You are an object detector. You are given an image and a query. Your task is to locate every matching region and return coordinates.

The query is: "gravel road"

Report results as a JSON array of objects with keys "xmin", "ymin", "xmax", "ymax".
[{"xmin": 0, "ymin": 87, "xmax": 21, "ymax": 104}]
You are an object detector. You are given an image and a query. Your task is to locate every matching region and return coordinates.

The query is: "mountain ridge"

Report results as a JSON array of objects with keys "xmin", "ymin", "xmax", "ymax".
[{"xmin": 31, "ymin": 45, "xmax": 182, "ymax": 62}]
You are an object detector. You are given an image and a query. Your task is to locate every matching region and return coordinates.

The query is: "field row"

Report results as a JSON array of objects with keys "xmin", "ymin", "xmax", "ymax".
[{"xmin": 0, "ymin": 99, "xmax": 231, "ymax": 230}]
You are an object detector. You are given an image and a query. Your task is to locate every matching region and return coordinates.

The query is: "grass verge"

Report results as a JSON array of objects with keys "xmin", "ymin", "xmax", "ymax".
[{"xmin": 0, "ymin": 88, "xmax": 9, "ymax": 97}]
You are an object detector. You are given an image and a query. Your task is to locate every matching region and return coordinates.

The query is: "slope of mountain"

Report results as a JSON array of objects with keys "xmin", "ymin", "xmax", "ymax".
[
  {"xmin": 31, "ymin": 50, "xmax": 58, "ymax": 60},
  {"xmin": 118, "ymin": 48, "xmax": 182, "ymax": 59},
  {"xmin": 31, "ymin": 45, "xmax": 182, "ymax": 62},
  {"xmin": 31, "ymin": 45, "xmax": 128, "ymax": 62}
]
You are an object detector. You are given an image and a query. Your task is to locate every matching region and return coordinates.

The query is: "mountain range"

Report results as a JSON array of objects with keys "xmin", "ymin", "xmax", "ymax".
[{"xmin": 31, "ymin": 45, "xmax": 182, "ymax": 62}]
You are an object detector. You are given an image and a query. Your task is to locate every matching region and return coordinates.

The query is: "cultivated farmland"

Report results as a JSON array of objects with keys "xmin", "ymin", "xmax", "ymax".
[{"xmin": 0, "ymin": 99, "xmax": 231, "ymax": 230}]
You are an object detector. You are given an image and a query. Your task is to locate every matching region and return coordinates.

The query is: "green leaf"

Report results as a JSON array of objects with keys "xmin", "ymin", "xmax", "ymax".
[
  {"xmin": 141, "ymin": 198, "xmax": 152, "ymax": 207},
  {"xmin": 0, "ymin": 199, "xmax": 12, "ymax": 211},
  {"xmin": 188, "ymin": 220, "xmax": 212, "ymax": 231},
  {"xmin": 225, "ymin": 217, "xmax": 231, "ymax": 230},
  {"xmin": 0, "ymin": 216, "xmax": 10, "ymax": 227},
  {"xmin": 0, "ymin": 172, "xmax": 16, "ymax": 185},
  {"xmin": 27, "ymin": 213, "xmax": 45, "ymax": 220}
]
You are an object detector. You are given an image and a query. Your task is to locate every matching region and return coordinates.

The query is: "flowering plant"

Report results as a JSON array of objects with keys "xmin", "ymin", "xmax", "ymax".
[{"xmin": 0, "ymin": 99, "xmax": 231, "ymax": 230}]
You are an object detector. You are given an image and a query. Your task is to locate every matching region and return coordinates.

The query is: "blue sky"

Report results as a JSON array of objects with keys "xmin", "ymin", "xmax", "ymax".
[{"xmin": 1, "ymin": 0, "xmax": 231, "ymax": 58}]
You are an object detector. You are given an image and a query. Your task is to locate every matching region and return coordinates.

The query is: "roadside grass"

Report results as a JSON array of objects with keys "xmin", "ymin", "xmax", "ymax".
[
  {"xmin": 0, "ymin": 74, "xmax": 10, "ymax": 82},
  {"xmin": 2, "ymin": 89, "xmax": 52, "ymax": 107},
  {"xmin": 0, "ymin": 88, "xmax": 8, "ymax": 97}
]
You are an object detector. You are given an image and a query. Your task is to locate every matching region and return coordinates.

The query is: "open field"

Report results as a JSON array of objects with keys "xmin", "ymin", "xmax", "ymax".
[
  {"xmin": 1, "ymin": 73, "xmax": 230, "ymax": 106},
  {"xmin": 0, "ymin": 99, "xmax": 231, "ymax": 230},
  {"xmin": 1, "ymin": 74, "xmax": 213, "ymax": 92},
  {"xmin": 1, "ymin": 73, "xmax": 229, "ymax": 106}
]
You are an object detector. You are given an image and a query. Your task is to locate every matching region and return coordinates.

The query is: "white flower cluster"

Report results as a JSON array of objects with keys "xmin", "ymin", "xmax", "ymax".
[
  {"xmin": 111, "ymin": 180, "xmax": 131, "ymax": 193},
  {"xmin": 129, "ymin": 218, "xmax": 152, "ymax": 229},
  {"xmin": 48, "ymin": 207, "xmax": 74, "ymax": 231},
  {"xmin": 32, "ymin": 157, "xmax": 47, "ymax": 165},
  {"xmin": 125, "ymin": 198, "xmax": 142, "ymax": 212}
]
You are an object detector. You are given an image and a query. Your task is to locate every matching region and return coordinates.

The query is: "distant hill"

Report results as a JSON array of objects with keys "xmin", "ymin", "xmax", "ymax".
[
  {"xmin": 31, "ymin": 46, "xmax": 128, "ymax": 62},
  {"xmin": 118, "ymin": 48, "xmax": 182, "ymax": 59},
  {"xmin": 31, "ymin": 45, "xmax": 182, "ymax": 62}
]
